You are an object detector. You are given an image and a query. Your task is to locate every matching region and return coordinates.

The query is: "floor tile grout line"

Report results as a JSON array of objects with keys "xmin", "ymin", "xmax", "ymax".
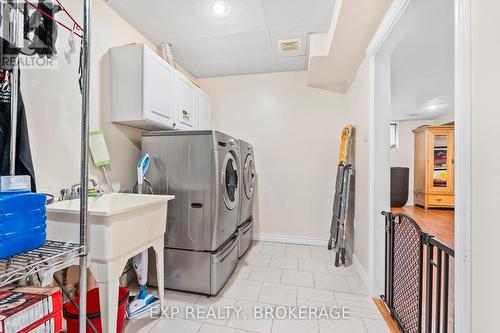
[
  {"xmin": 256, "ymin": 280, "xmax": 264, "ymax": 303},
  {"xmin": 146, "ymin": 313, "xmax": 163, "ymax": 333},
  {"xmin": 345, "ymin": 275, "xmax": 353, "ymax": 293},
  {"xmin": 196, "ymin": 321, "xmax": 203, "ymax": 333},
  {"xmin": 296, "ymin": 279, "xmax": 299, "ymax": 307},
  {"xmin": 360, "ymin": 317, "xmax": 371, "ymax": 333},
  {"xmin": 333, "ymin": 290, "xmax": 339, "ymax": 308}
]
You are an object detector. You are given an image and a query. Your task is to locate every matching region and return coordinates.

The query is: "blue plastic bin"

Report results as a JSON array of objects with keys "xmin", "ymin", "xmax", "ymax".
[{"xmin": 0, "ymin": 190, "xmax": 47, "ymax": 259}]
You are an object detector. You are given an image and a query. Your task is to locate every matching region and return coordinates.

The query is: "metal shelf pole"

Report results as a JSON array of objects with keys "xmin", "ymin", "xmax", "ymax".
[
  {"xmin": 9, "ymin": 0, "xmax": 20, "ymax": 175},
  {"xmin": 79, "ymin": 0, "xmax": 92, "ymax": 331}
]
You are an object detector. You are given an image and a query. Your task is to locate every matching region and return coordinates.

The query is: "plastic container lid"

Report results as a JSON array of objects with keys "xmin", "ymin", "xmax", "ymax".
[{"xmin": 0, "ymin": 176, "xmax": 31, "ymax": 193}]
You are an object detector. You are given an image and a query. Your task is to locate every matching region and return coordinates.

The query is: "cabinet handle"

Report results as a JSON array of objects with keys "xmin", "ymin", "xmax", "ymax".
[{"xmin": 436, "ymin": 198, "xmax": 442, "ymax": 202}]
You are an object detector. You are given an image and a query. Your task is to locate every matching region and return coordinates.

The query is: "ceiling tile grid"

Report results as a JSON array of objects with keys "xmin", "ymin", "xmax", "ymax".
[{"xmin": 107, "ymin": 0, "xmax": 335, "ymax": 78}]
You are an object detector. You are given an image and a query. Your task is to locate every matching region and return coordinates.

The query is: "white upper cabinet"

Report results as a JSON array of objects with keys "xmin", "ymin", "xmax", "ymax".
[
  {"xmin": 174, "ymin": 74, "xmax": 196, "ymax": 130},
  {"xmin": 110, "ymin": 44, "xmax": 212, "ymax": 131},
  {"xmin": 144, "ymin": 50, "xmax": 176, "ymax": 127},
  {"xmin": 197, "ymin": 89, "xmax": 211, "ymax": 129},
  {"xmin": 110, "ymin": 44, "xmax": 176, "ymax": 130}
]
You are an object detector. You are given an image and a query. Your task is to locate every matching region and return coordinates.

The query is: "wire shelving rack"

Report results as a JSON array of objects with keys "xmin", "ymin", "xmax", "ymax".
[
  {"xmin": 5, "ymin": 0, "xmax": 92, "ymax": 332},
  {"xmin": 0, "ymin": 241, "xmax": 83, "ymax": 287}
]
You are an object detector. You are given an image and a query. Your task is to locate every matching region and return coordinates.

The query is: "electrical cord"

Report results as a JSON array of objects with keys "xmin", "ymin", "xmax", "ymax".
[
  {"xmin": 132, "ymin": 178, "xmax": 154, "ymax": 195},
  {"xmin": 121, "ymin": 179, "xmax": 154, "ymax": 281}
]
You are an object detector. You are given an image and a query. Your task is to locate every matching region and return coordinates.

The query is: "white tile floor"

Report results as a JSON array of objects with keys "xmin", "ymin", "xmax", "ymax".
[{"xmin": 124, "ymin": 241, "xmax": 390, "ymax": 333}]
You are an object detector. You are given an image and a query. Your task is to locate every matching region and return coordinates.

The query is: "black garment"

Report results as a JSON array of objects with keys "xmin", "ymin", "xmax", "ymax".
[{"xmin": 0, "ymin": 68, "xmax": 37, "ymax": 191}]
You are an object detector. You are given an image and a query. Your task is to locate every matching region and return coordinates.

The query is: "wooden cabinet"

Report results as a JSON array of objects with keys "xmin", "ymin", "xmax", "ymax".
[
  {"xmin": 413, "ymin": 125, "xmax": 454, "ymax": 209},
  {"xmin": 110, "ymin": 44, "xmax": 211, "ymax": 131}
]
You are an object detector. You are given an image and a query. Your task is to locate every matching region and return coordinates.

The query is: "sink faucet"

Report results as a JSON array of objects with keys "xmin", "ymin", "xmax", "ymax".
[{"xmin": 60, "ymin": 179, "xmax": 104, "ymax": 201}]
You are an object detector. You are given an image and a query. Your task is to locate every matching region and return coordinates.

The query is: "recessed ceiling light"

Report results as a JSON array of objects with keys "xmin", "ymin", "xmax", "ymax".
[{"xmin": 211, "ymin": 1, "xmax": 230, "ymax": 16}]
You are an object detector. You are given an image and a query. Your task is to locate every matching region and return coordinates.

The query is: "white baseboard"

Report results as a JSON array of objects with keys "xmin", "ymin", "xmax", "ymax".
[
  {"xmin": 352, "ymin": 254, "xmax": 369, "ymax": 292},
  {"xmin": 253, "ymin": 232, "xmax": 329, "ymax": 247}
]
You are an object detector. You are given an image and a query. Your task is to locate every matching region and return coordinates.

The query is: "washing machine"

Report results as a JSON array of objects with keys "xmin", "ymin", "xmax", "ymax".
[
  {"xmin": 142, "ymin": 130, "xmax": 240, "ymax": 295},
  {"xmin": 237, "ymin": 139, "xmax": 256, "ymax": 257}
]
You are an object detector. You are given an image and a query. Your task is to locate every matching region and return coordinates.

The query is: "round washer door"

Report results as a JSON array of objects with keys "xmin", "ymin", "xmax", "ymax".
[
  {"xmin": 221, "ymin": 152, "xmax": 239, "ymax": 210},
  {"xmin": 243, "ymin": 154, "xmax": 256, "ymax": 199}
]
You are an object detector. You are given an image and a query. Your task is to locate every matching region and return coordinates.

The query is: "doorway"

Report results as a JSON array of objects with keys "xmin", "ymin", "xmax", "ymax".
[{"xmin": 367, "ymin": 0, "xmax": 471, "ymax": 332}]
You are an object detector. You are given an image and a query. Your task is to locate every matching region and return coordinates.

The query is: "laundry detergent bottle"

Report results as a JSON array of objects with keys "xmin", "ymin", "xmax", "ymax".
[{"xmin": 0, "ymin": 176, "xmax": 47, "ymax": 259}]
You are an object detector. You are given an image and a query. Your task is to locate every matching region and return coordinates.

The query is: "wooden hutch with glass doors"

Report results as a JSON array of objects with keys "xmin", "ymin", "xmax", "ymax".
[{"xmin": 413, "ymin": 125, "xmax": 454, "ymax": 209}]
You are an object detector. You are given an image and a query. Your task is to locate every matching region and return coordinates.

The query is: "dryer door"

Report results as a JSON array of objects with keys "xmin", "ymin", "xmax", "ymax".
[
  {"xmin": 221, "ymin": 151, "xmax": 239, "ymax": 210},
  {"xmin": 243, "ymin": 154, "xmax": 256, "ymax": 199}
]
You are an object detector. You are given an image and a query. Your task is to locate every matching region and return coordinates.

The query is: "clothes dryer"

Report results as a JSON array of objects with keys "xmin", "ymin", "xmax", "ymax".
[{"xmin": 237, "ymin": 139, "xmax": 255, "ymax": 257}]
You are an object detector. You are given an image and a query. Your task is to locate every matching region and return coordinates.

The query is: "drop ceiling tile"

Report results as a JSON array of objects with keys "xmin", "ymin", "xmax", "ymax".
[
  {"xmin": 186, "ymin": 57, "xmax": 277, "ymax": 78},
  {"xmin": 263, "ymin": 0, "xmax": 335, "ymax": 27},
  {"xmin": 107, "ymin": 0, "xmax": 267, "ymax": 42},
  {"xmin": 275, "ymin": 56, "xmax": 307, "ymax": 72},
  {"xmin": 170, "ymin": 29, "xmax": 273, "ymax": 64},
  {"xmin": 268, "ymin": 20, "xmax": 329, "ymax": 41}
]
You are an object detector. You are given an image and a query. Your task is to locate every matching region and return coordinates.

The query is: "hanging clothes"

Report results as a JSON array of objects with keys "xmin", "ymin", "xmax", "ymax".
[
  {"xmin": 0, "ymin": 40, "xmax": 37, "ymax": 191},
  {"xmin": 0, "ymin": 0, "xmax": 81, "ymax": 191}
]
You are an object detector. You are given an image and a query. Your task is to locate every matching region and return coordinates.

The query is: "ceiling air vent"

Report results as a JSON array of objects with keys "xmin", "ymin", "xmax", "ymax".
[{"xmin": 277, "ymin": 38, "xmax": 302, "ymax": 53}]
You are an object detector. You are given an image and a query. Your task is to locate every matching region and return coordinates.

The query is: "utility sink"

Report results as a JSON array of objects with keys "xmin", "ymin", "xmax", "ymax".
[
  {"xmin": 46, "ymin": 193, "xmax": 174, "ymax": 262},
  {"xmin": 46, "ymin": 193, "xmax": 174, "ymax": 332}
]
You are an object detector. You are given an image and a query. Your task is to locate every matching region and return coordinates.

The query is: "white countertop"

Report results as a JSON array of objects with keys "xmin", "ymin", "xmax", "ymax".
[{"xmin": 47, "ymin": 193, "xmax": 174, "ymax": 217}]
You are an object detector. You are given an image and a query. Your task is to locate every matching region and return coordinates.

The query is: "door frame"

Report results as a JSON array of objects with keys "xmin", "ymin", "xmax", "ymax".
[{"xmin": 366, "ymin": 0, "xmax": 472, "ymax": 332}]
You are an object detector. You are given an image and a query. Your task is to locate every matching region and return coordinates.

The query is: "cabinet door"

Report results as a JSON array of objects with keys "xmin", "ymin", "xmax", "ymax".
[
  {"xmin": 144, "ymin": 51, "xmax": 175, "ymax": 127},
  {"xmin": 197, "ymin": 90, "xmax": 211, "ymax": 129},
  {"xmin": 176, "ymin": 75, "xmax": 196, "ymax": 129},
  {"xmin": 427, "ymin": 130, "xmax": 454, "ymax": 193}
]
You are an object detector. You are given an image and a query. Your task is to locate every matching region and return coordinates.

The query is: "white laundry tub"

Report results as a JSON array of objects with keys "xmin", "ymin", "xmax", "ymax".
[
  {"xmin": 46, "ymin": 193, "xmax": 173, "ymax": 263},
  {"xmin": 46, "ymin": 193, "xmax": 174, "ymax": 333}
]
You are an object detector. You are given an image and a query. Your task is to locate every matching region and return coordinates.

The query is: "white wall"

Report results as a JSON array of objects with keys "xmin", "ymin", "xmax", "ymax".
[
  {"xmin": 198, "ymin": 71, "xmax": 347, "ymax": 240},
  {"xmin": 346, "ymin": 58, "xmax": 433, "ymax": 292},
  {"xmin": 434, "ymin": 113, "xmax": 455, "ymax": 125},
  {"xmin": 345, "ymin": 58, "xmax": 370, "ymax": 274},
  {"xmin": 471, "ymin": 1, "xmax": 500, "ymax": 331},
  {"xmin": 22, "ymin": 0, "xmax": 156, "ymax": 195},
  {"xmin": 390, "ymin": 119, "xmax": 434, "ymax": 205}
]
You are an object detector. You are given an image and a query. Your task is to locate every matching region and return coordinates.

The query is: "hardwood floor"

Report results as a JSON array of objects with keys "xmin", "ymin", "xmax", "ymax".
[
  {"xmin": 373, "ymin": 298, "xmax": 400, "ymax": 333},
  {"xmin": 391, "ymin": 205, "xmax": 454, "ymax": 248}
]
